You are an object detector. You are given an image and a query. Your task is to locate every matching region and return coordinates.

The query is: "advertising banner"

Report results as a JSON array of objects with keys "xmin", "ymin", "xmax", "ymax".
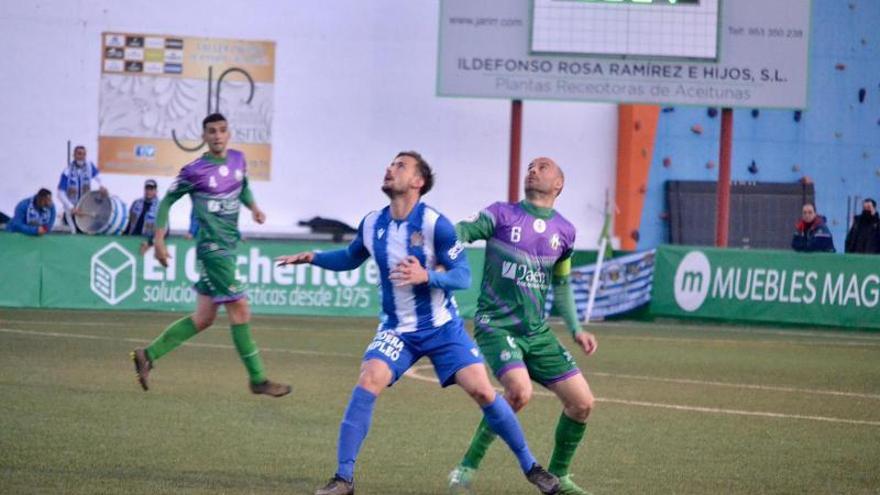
[
  {"xmin": 438, "ymin": 0, "xmax": 811, "ymax": 109},
  {"xmin": 652, "ymin": 245, "xmax": 880, "ymax": 329},
  {"xmin": 98, "ymin": 32, "xmax": 274, "ymax": 179},
  {"xmin": 0, "ymin": 234, "xmax": 483, "ymax": 318}
]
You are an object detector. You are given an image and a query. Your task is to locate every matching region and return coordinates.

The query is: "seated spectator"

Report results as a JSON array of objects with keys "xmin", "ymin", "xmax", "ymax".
[
  {"xmin": 792, "ymin": 202, "xmax": 835, "ymax": 253},
  {"xmin": 6, "ymin": 188, "xmax": 56, "ymax": 236},
  {"xmin": 845, "ymin": 198, "xmax": 880, "ymax": 254},
  {"xmin": 125, "ymin": 179, "xmax": 164, "ymax": 254},
  {"xmin": 58, "ymin": 145, "xmax": 106, "ymax": 234}
]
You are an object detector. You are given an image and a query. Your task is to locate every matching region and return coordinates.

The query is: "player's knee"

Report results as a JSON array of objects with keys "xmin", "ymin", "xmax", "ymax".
[
  {"xmin": 468, "ymin": 386, "xmax": 496, "ymax": 406},
  {"xmin": 357, "ymin": 368, "xmax": 391, "ymax": 394},
  {"xmin": 192, "ymin": 315, "xmax": 214, "ymax": 331},
  {"xmin": 567, "ymin": 392, "xmax": 595, "ymax": 422},
  {"xmin": 506, "ymin": 386, "xmax": 532, "ymax": 412}
]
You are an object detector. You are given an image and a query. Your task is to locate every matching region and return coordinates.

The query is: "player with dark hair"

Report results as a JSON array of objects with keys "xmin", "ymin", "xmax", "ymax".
[
  {"xmin": 448, "ymin": 157, "xmax": 598, "ymax": 495},
  {"xmin": 130, "ymin": 113, "xmax": 290, "ymax": 398},
  {"xmin": 276, "ymin": 151, "xmax": 560, "ymax": 495}
]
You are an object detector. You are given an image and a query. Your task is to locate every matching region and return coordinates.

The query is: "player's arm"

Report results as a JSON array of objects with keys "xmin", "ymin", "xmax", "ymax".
[
  {"xmin": 239, "ymin": 176, "xmax": 266, "ymax": 224},
  {"xmin": 276, "ymin": 218, "xmax": 370, "ymax": 270},
  {"xmin": 153, "ymin": 176, "xmax": 193, "ymax": 266},
  {"xmin": 455, "ymin": 209, "xmax": 496, "ymax": 243},
  {"xmin": 392, "ymin": 215, "xmax": 471, "ymax": 289},
  {"xmin": 90, "ymin": 165, "xmax": 107, "ymax": 195},
  {"xmin": 552, "ymin": 253, "xmax": 597, "ymax": 355}
]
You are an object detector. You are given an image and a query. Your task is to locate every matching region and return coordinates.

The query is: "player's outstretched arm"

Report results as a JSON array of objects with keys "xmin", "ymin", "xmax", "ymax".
[
  {"xmin": 275, "ymin": 252, "xmax": 315, "ymax": 266},
  {"xmin": 456, "ymin": 209, "xmax": 496, "ymax": 243}
]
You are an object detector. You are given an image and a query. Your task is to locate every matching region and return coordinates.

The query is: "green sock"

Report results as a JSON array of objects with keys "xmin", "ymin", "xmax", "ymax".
[
  {"xmin": 548, "ymin": 412, "xmax": 587, "ymax": 476},
  {"xmin": 461, "ymin": 417, "xmax": 498, "ymax": 469},
  {"xmin": 230, "ymin": 323, "xmax": 267, "ymax": 385},
  {"xmin": 145, "ymin": 316, "xmax": 198, "ymax": 362}
]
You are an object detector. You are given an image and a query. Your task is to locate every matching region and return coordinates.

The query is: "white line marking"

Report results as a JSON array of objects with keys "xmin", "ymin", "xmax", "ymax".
[
  {"xmin": 587, "ymin": 372, "xmax": 880, "ymax": 400},
  {"xmin": 4, "ymin": 326, "xmax": 880, "ymax": 426},
  {"xmin": 0, "ymin": 328, "xmax": 358, "ymax": 358},
  {"xmin": 402, "ymin": 365, "xmax": 880, "ymax": 427}
]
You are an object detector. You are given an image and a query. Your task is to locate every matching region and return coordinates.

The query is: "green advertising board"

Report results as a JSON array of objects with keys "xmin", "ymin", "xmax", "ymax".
[
  {"xmin": 0, "ymin": 233, "xmax": 485, "ymax": 317},
  {"xmin": 652, "ymin": 245, "xmax": 880, "ymax": 329}
]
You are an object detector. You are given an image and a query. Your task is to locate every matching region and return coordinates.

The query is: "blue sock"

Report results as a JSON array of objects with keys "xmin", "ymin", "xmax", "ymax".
[
  {"xmin": 335, "ymin": 386, "xmax": 377, "ymax": 482},
  {"xmin": 481, "ymin": 395, "xmax": 537, "ymax": 473}
]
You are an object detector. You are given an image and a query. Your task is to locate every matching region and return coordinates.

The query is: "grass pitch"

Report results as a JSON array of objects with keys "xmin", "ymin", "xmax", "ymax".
[{"xmin": 1, "ymin": 308, "xmax": 879, "ymax": 494}]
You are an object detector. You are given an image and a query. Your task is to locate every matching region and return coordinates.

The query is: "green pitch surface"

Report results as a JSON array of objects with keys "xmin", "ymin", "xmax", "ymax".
[{"xmin": 1, "ymin": 309, "xmax": 879, "ymax": 494}]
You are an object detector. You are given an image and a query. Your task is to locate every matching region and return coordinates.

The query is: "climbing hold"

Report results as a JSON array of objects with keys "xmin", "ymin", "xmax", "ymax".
[
  {"xmin": 662, "ymin": 157, "xmax": 672, "ymax": 168},
  {"xmin": 747, "ymin": 160, "xmax": 759, "ymax": 174},
  {"xmin": 707, "ymin": 107, "xmax": 718, "ymax": 118},
  {"xmin": 751, "ymin": 109, "xmax": 760, "ymax": 118},
  {"xmin": 691, "ymin": 124, "xmax": 704, "ymax": 135},
  {"xmin": 793, "ymin": 110, "xmax": 802, "ymax": 122},
  {"xmin": 706, "ymin": 160, "xmax": 716, "ymax": 170},
  {"xmin": 835, "ymin": 63, "xmax": 846, "ymax": 71},
  {"xmin": 859, "ymin": 88, "xmax": 866, "ymax": 103},
  {"xmin": 791, "ymin": 164, "xmax": 801, "ymax": 172}
]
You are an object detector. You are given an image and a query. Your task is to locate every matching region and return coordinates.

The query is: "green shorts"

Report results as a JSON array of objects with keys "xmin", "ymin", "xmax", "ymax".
[
  {"xmin": 475, "ymin": 325, "xmax": 580, "ymax": 386},
  {"xmin": 194, "ymin": 249, "xmax": 247, "ymax": 303}
]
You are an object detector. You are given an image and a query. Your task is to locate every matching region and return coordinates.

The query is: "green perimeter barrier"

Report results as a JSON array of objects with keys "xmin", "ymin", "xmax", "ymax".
[
  {"xmin": 651, "ymin": 245, "xmax": 880, "ymax": 330},
  {"xmin": 1, "ymin": 233, "xmax": 489, "ymax": 317}
]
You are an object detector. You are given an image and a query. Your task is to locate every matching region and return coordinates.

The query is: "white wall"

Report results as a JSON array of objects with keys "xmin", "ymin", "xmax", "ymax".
[{"xmin": 0, "ymin": 0, "xmax": 617, "ymax": 248}]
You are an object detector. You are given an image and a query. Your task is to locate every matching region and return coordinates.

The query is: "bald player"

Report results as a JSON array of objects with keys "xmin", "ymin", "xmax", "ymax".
[{"xmin": 448, "ymin": 158, "xmax": 598, "ymax": 495}]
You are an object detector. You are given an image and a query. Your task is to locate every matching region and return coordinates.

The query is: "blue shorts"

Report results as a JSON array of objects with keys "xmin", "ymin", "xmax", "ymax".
[{"xmin": 362, "ymin": 319, "xmax": 484, "ymax": 388}]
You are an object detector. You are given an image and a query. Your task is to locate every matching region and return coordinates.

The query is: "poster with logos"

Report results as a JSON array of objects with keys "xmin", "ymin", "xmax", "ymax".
[{"xmin": 98, "ymin": 32, "xmax": 275, "ymax": 179}]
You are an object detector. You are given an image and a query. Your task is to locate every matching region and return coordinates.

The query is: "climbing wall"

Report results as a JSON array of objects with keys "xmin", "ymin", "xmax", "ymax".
[{"xmin": 636, "ymin": 0, "xmax": 880, "ymax": 252}]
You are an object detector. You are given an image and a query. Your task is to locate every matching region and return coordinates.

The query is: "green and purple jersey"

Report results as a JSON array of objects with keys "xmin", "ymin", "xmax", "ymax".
[
  {"xmin": 457, "ymin": 200, "xmax": 578, "ymax": 337},
  {"xmin": 156, "ymin": 149, "xmax": 254, "ymax": 253}
]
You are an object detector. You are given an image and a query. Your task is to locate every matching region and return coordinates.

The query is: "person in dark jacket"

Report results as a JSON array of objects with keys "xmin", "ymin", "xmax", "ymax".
[
  {"xmin": 845, "ymin": 198, "xmax": 880, "ymax": 254},
  {"xmin": 6, "ymin": 188, "xmax": 56, "ymax": 236},
  {"xmin": 792, "ymin": 202, "xmax": 835, "ymax": 253}
]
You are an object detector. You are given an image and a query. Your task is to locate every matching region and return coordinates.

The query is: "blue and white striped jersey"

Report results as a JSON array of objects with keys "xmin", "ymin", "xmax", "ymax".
[{"xmin": 313, "ymin": 202, "xmax": 470, "ymax": 333}]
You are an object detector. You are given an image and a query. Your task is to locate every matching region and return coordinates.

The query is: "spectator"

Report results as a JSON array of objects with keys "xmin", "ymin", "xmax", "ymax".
[
  {"xmin": 57, "ymin": 145, "xmax": 107, "ymax": 233},
  {"xmin": 845, "ymin": 198, "xmax": 880, "ymax": 254},
  {"xmin": 6, "ymin": 188, "xmax": 56, "ymax": 236},
  {"xmin": 125, "ymin": 179, "xmax": 163, "ymax": 254},
  {"xmin": 792, "ymin": 202, "xmax": 835, "ymax": 253}
]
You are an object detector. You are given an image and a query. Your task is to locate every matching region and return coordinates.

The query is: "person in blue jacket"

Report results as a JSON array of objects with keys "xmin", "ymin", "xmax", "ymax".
[
  {"xmin": 6, "ymin": 188, "xmax": 56, "ymax": 236},
  {"xmin": 792, "ymin": 202, "xmax": 835, "ymax": 252}
]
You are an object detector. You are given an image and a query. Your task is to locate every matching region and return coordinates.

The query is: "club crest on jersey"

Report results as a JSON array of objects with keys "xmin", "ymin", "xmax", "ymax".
[
  {"xmin": 533, "ymin": 218, "xmax": 546, "ymax": 233},
  {"xmin": 377, "ymin": 228, "xmax": 385, "ymax": 239},
  {"xmin": 550, "ymin": 233, "xmax": 561, "ymax": 250},
  {"xmin": 500, "ymin": 350, "xmax": 511, "ymax": 362},
  {"xmin": 218, "ymin": 165, "xmax": 229, "ymax": 177},
  {"xmin": 410, "ymin": 230, "xmax": 424, "ymax": 247}
]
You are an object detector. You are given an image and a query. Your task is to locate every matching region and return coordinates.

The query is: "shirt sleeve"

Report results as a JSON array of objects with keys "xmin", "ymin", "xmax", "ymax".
[
  {"xmin": 239, "ymin": 175, "xmax": 255, "ymax": 207},
  {"xmin": 428, "ymin": 215, "xmax": 471, "ymax": 291},
  {"xmin": 455, "ymin": 208, "xmax": 496, "ymax": 243},
  {"xmin": 312, "ymin": 217, "xmax": 371, "ymax": 271},
  {"xmin": 551, "ymin": 250, "xmax": 581, "ymax": 335},
  {"xmin": 155, "ymin": 172, "xmax": 194, "ymax": 230}
]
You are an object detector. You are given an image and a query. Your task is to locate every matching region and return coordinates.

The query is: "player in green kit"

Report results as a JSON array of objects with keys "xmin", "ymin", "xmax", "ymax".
[
  {"xmin": 448, "ymin": 157, "xmax": 598, "ymax": 495},
  {"xmin": 130, "ymin": 113, "xmax": 290, "ymax": 398}
]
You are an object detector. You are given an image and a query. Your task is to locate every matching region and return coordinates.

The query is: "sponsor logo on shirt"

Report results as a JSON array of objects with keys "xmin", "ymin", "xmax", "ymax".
[
  {"xmin": 533, "ymin": 218, "xmax": 546, "ymax": 233},
  {"xmin": 550, "ymin": 233, "xmax": 561, "ymax": 250},
  {"xmin": 447, "ymin": 241, "xmax": 464, "ymax": 260},
  {"xmin": 501, "ymin": 261, "xmax": 548, "ymax": 290}
]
